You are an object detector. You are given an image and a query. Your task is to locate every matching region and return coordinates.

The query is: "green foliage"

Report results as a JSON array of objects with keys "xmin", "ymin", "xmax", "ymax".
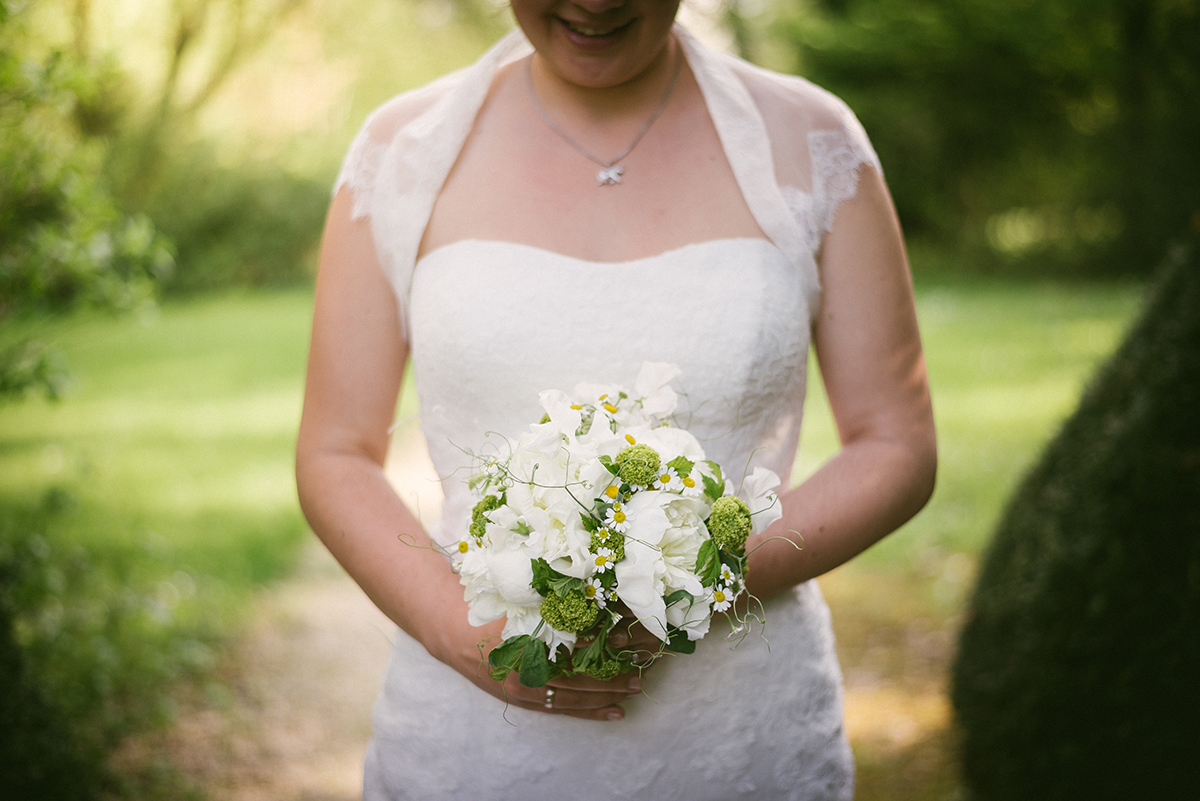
[
  {"xmin": 775, "ymin": 0, "xmax": 1200, "ymax": 276},
  {"xmin": 0, "ymin": 290, "xmax": 311, "ymax": 796},
  {"xmin": 0, "ymin": 5, "xmax": 173, "ymax": 400},
  {"xmin": 141, "ymin": 149, "xmax": 329, "ymax": 293},
  {"xmin": 951, "ymin": 236, "xmax": 1200, "ymax": 798},
  {"xmin": 487, "ymin": 633, "xmax": 554, "ymax": 688}
]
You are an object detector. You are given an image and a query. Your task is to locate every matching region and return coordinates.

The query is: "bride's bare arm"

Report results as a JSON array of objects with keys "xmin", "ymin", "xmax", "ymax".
[
  {"xmin": 745, "ymin": 166, "xmax": 938, "ymax": 599},
  {"xmin": 295, "ymin": 190, "xmax": 643, "ymax": 720}
]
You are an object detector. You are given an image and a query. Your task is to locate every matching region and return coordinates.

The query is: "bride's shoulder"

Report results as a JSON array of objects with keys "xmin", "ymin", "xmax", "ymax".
[
  {"xmin": 350, "ymin": 68, "xmax": 471, "ymax": 147},
  {"xmin": 723, "ymin": 55, "xmax": 860, "ymax": 139},
  {"xmin": 332, "ymin": 68, "xmax": 474, "ymax": 208}
]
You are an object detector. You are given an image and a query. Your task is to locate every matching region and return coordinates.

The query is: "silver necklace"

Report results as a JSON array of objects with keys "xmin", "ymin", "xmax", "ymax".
[{"xmin": 525, "ymin": 52, "xmax": 683, "ymax": 186}]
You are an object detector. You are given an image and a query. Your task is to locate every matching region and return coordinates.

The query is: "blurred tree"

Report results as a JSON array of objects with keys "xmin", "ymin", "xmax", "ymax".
[
  {"xmin": 0, "ymin": 2, "xmax": 173, "ymax": 402},
  {"xmin": 774, "ymin": 0, "xmax": 1200, "ymax": 276},
  {"xmin": 74, "ymin": 0, "xmax": 310, "ymax": 205},
  {"xmin": 951, "ymin": 233, "xmax": 1200, "ymax": 798}
]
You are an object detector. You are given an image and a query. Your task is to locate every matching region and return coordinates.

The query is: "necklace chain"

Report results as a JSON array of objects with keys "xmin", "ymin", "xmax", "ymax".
[{"xmin": 525, "ymin": 51, "xmax": 683, "ymax": 186}]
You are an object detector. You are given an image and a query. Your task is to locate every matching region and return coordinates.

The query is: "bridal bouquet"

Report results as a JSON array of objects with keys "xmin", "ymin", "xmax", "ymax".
[{"xmin": 452, "ymin": 363, "xmax": 783, "ymax": 688}]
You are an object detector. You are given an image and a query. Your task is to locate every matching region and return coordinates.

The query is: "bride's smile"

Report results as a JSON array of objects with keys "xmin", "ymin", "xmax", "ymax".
[{"xmin": 512, "ymin": 0, "xmax": 682, "ymax": 89}]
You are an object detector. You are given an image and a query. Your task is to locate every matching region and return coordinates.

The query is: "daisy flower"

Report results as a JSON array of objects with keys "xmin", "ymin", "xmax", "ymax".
[
  {"xmin": 711, "ymin": 584, "xmax": 734, "ymax": 613},
  {"xmin": 680, "ymin": 472, "xmax": 703, "ymax": 497},
  {"xmin": 584, "ymin": 577, "xmax": 607, "ymax": 608},
  {"xmin": 592, "ymin": 547, "xmax": 615, "ymax": 573},
  {"xmin": 604, "ymin": 502, "xmax": 629, "ymax": 533},
  {"xmin": 654, "ymin": 466, "xmax": 682, "ymax": 492}
]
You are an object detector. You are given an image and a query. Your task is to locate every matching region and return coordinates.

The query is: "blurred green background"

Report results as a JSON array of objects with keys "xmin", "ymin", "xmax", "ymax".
[{"xmin": 1, "ymin": 0, "xmax": 1195, "ymax": 797}]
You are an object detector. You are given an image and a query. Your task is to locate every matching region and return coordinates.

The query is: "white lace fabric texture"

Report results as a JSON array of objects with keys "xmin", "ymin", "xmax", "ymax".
[{"xmin": 333, "ymin": 24, "xmax": 882, "ymax": 801}]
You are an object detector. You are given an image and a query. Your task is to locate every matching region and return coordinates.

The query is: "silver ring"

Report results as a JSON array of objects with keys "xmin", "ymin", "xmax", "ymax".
[{"xmin": 543, "ymin": 687, "xmax": 555, "ymax": 709}]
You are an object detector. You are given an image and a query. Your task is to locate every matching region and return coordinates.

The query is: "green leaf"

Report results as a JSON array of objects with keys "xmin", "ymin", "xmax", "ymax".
[
  {"xmin": 598, "ymin": 455, "xmax": 620, "ymax": 475},
  {"xmin": 580, "ymin": 514, "xmax": 600, "ymax": 533},
  {"xmin": 667, "ymin": 455, "xmax": 694, "ymax": 476},
  {"xmin": 519, "ymin": 638, "xmax": 552, "ymax": 688},
  {"xmin": 665, "ymin": 627, "xmax": 696, "ymax": 654},
  {"xmin": 488, "ymin": 634, "xmax": 531, "ymax": 673},
  {"xmin": 530, "ymin": 558, "xmax": 555, "ymax": 596},
  {"xmin": 663, "ymin": 588, "xmax": 694, "ymax": 608},
  {"xmin": 701, "ymin": 466, "xmax": 726, "ymax": 502},
  {"xmin": 695, "ymin": 539, "xmax": 716, "ymax": 575},
  {"xmin": 548, "ymin": 574, "xmax": 585, "ymax": 596}
]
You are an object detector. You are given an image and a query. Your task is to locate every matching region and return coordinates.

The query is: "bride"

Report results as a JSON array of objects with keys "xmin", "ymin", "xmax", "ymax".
[{"xmin": 296, "ymin": 0, "xmax": 936, "ymax": 797}]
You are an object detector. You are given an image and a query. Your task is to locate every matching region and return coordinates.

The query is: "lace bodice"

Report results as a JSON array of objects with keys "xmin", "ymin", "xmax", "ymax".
[{"xmin": 409, "ymin": 238, "xmax": 811, "ymax": 553}]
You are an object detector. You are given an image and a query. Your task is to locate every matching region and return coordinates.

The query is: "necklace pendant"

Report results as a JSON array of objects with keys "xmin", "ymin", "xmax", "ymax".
[{"xmin": 597, "ymin": 165, "xmax": 623, "ymax": 186}]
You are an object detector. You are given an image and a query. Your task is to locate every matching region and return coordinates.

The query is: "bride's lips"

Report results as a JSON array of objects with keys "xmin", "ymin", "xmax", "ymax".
[{"xmin": 555, "ymin": 16, "xmax": 637, "ymax": 50}]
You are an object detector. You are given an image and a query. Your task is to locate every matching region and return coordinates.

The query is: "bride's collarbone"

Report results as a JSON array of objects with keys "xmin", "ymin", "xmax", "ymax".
[{"xmin": 424, "ymin": 126, "xmax": 762, "ymax": 262}]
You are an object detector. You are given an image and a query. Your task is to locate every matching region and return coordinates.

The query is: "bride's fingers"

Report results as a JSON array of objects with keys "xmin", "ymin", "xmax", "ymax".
[
  {"xmin": 547, "ymin": 671, "xmax": 644, "ymax": 693},
  {"xmin": 500, "ymin": 674, "xmax": 637, "ymax": 708}
]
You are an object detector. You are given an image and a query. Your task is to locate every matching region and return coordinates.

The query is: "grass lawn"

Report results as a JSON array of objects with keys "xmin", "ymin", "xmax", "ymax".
[{"xmin": 0, "ymin": 278, "xmax": 1143, "ymax": 796}]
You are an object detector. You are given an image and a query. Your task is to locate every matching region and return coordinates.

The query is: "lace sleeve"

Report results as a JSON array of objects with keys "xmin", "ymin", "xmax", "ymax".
[
  {"xmin": 333, "ymin": 120, "xmax": 389, "ymax": 221},
  {"xmin": 809, "ymin": 106, "xmax": 882, "ymax": 239}
]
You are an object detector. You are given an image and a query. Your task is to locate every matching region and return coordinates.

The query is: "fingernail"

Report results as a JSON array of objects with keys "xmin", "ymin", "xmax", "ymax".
[
  {"xmin": 610, "ymin": 633, "xmax": 629, "ymax": 647},
  {"xmin": 606, "ymin": 710, "xmax": 623, "ymax": 721},
  {"xmin": 628, "ymin": 676, "xmax": 642, "ymax": 691}
]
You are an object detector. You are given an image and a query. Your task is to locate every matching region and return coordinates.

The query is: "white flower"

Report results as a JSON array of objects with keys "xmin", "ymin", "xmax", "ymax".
[
  {"xmin": 632, "ymin": 361, "xmax": 681, "ymax": 419},
  {"xmin": 741, "ymin": 466, "xmax": 783, "ymax": 535},
  {"xmin": 665, "ymin": 591, "xmax": 712, "ymax": 640},
  {"xmin": 720, "ymin": 564, "xmax": 736, "ymax": 585},
  {"xmin": 592, "ymin": 547, "xmax": 615, "ymax": 573},
  {"xmin": 679, "ymin": 471, "xmax": 704, "ymax": 497},
  {"xmin": 604, "ymin": 502, "xmax": 630, "ymax": 533},
  {"xmin": 584, "ymin": 577, "xmax": 607, "ymax": 608},
  {"xmin": 613, "ymin": 491, "xmax": 709, "ymax": 642},
  {"xmin": 711, "ymin": 584, "xmax": 734, "ymax": 613},
  {"xmin": 654, "ymin": 466, "xmax": 681, "ymax": 492}
]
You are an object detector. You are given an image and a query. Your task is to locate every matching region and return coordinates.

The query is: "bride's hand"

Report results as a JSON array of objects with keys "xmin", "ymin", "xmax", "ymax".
[{"xmin": 433, "ymin": 612, "xmax": 661, "ymax": 721}]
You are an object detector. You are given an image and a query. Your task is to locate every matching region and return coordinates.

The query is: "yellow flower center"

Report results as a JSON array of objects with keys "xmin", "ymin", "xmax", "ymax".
[
  {"xmin": 613, "ymin": 511, "xmax": 626, "ymax": 524},
  {"xmin": 713, "ymin": 590, "xmax": 726, "ymax": 603},
  {"xmin": 625, "ymin": 434, "xmax": 636, "ymax": 445},
  {"xmin": 458, "ymin": 541, "xmax": 469, "ymax": 553},
  {"xmin": 660, "ymin": 473, "xmax": 671, "ymax": 483},
  {"xmin": 683, "ymin": 476, "xmax": 696, "ymax": 488},
  {"xmin": 595, "ymin": 554, "xmax": 608, "ymax": 566},
  {"xmin": 570, "ymin": 404, "xmax": 582, "ymax": 410},
  {"xmin": 585, "ymin": 584, "xmax": 598, "ymax": 598},
  {"xmin": 605, "ymin": 485, "xmax": 619, "ymax": 499},
  {"xmin": 604, "ymin": 403, "xmax": 618, "ymax": 413}
]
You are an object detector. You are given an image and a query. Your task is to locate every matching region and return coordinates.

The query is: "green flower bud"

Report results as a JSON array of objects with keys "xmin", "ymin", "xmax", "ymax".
[
  {"xmin": 709, "ymin": 495, "xmax": 752, "ymax": 553},
  {"xmin": 589, "ymin": 528, "xmax": 626, "ymax": 562},
  {"xmin": 615, "ymin": 443, "xmax": 661, "ymax": 487},
  {"xmin": 583, "ymin": 659, "xmax": 623, "ymax": 681},
  {"xmin": 540, "ymin": 589, "xmax": 599, "ymax": 634},
  {"xmin": 469, "ymin": 495, "xmax": 501, "ymax": 542}
]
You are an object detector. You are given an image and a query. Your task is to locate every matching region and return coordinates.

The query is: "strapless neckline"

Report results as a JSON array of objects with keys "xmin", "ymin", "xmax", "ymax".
[{"xmin": 416, "ymin": 237, "xmax": 781, "ymax": 269}]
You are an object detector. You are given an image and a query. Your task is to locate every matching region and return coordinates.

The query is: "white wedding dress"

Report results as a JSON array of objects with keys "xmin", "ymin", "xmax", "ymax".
[
  {"xmin": 334, "ymin": 24, "xmax": 882, "ymax": 801},
  {"xmin": 362, "ymin": 239, "xmax": 851, "ymax": 800}
]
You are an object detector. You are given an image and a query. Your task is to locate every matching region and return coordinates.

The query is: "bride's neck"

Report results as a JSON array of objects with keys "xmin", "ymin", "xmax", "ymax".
[{"xmin": 527, "ymin": 38, "xmax": 680, "ymax": 124}]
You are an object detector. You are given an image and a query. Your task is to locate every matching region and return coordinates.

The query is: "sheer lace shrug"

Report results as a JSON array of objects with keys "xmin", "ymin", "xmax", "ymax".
[{"xmin": 333, "ymin": 25, "xmax": 880, "ymax": 339}]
